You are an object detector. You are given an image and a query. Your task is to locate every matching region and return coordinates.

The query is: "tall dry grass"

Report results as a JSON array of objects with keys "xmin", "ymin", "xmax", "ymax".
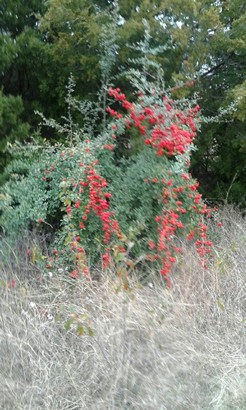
[{"xmin": 0, "ymin": 207, "xmax": 245, "ymax": 409}]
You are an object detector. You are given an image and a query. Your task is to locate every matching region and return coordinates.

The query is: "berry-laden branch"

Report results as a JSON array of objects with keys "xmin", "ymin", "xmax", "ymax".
[
  {"xmin": 63, "ymin": 159, "xmax": 124, "ymax": 278},
  {"xmin": 106, "ymin": 86, "xmax": 214, "ymax": 286}
]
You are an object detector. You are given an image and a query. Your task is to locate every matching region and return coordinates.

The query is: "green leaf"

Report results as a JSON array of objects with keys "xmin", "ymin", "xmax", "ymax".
[
  {"xmin": 87, "ymin": 326, "xmax": 94, "ymax": 337},
  {"xmin": 76, "ymin": 323, "xmax": 84, "ymax": 336},
  {"xmin": 64, "ymin": 318, "xmax": 73, "ymax": 331}
]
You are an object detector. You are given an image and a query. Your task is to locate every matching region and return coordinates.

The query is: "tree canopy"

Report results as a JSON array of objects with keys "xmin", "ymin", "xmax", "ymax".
[{"xmin": 0, "ymin": 0, "xmax": 245, "ymax": 205}]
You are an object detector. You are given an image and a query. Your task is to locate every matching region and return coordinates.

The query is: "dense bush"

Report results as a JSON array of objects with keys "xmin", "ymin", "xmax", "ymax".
[{"xmin": 0, "ymin": 41, "xmax": 216, "ymax": 285}]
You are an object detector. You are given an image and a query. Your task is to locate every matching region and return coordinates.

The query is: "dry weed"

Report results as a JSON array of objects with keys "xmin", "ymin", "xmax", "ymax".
[{"xmin": 0, "ymin": 207, "xmax": 245, "ymax": 409}]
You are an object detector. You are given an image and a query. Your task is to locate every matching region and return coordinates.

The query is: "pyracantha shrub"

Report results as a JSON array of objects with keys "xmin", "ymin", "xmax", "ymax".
[
  {"xmin": 0, "ymin": 25, "xmax": 215, "ymax": 285},
  {"xmin": 0, "ymin": 77, "xmax": 215, "ymax": 286}
]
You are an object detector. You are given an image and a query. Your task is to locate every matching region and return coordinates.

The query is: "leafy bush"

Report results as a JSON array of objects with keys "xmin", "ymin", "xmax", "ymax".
[{"xmin": 0, "ymin": 30, "xmax": 216, "ymax": 285}]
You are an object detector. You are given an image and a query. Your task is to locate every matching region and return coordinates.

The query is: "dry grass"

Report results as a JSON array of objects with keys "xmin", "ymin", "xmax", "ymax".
[{"xmin": 0, "ymin": 207, "xmax": 245, "ymax": 409}]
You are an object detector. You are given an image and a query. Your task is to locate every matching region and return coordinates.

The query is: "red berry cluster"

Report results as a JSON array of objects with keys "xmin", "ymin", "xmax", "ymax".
[
  {"xmin": 83, "ymin": 165, "xmax": 122, "ymax": 245},
  {"xmin": 108, "ymin": 87, "xmax": 199, "ymax": 157},
  {"xmin": 65, "ymin": 162, "xmax": 123, "ymax": 273},
  {"xmin": 145, "ymin": 176, "xmax": 213, "ymax": 284}
]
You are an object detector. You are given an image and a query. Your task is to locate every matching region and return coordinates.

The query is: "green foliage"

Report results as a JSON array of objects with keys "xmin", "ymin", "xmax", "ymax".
[
  {"xmin": 184, "ymin": 0, "xmax": 246, "ymax": 206},
  {"xmin": 231, "ymin": 81, "xmax": 246, "ymax": 122},
  {"xmin": 0, "ymin": 140, "xmax": 95, "ymax": 233},
  {"xmin": 107, "ymin": 148, "xmax": 203, "ymax": 259},
  {"xmin": 0, "ymin": 90, "xmax": 29, "ymax": 181}
]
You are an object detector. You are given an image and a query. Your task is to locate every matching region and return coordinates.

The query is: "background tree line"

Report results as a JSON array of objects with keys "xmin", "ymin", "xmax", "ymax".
[{"xmin": 0, "ymin": 0, "xmax": 245, "ymax": 205}]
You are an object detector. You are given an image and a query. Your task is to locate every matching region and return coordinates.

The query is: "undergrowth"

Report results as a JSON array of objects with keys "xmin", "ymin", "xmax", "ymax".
[{"xmin": 0, "ymin": 207, "xmax": 245, "ymax": 410}]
